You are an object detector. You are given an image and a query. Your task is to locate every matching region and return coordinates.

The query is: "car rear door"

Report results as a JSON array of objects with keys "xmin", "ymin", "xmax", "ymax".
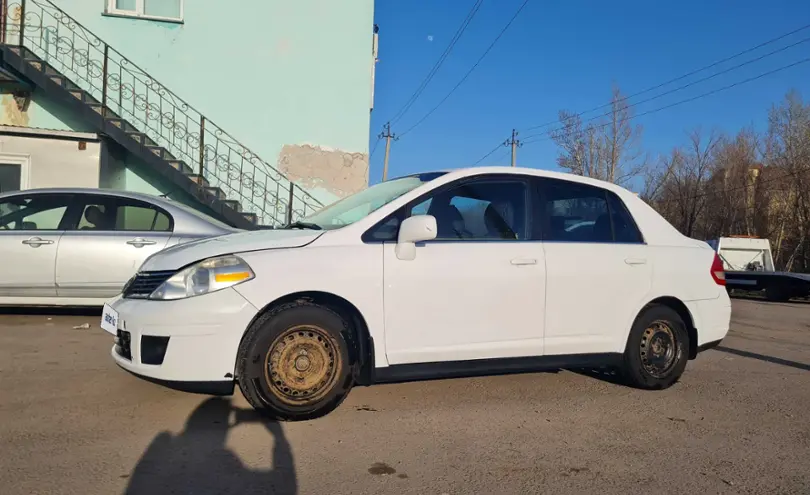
[
  {"xmin": 55, "ymin": 194, "xmax": 174, "ymax": 299},
  {"xmin": 0, "ymin": 192, "xmax": 77, "ymax": 298},
  {"xmin": 537, "ymin": 177, "xmax": 652, "ymax": 356}
]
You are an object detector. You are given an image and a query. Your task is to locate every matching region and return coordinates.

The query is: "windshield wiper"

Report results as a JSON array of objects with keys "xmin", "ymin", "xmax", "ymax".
[{"xmin": 284, "ymin": 221, "xmax": 322, "ymax": 230}]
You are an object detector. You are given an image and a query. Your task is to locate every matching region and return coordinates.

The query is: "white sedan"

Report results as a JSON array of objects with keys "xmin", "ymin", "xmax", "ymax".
[{"xmin": 101, "ymin": 167, "xmax": 731, "ymax": 420}]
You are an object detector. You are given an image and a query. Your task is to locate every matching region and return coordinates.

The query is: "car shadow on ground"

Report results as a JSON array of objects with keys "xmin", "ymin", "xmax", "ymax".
[
  {"xmin": 567, "ymin": 367, "xmax": 629, "ymax": 386},
  {"xmin": 714, "ymin": 345, "xmax": 810, "ymax": 372},
  {"xmin": 572, "ymin": 346, "xmax": 810, "ymax": 388},
  {"xmin": 0, "ymin": 306, "xmax": 102, "ymax": 317},
  {"xmin": 124, "ymin": 397, "xmax": 297, "ymax": 495}
]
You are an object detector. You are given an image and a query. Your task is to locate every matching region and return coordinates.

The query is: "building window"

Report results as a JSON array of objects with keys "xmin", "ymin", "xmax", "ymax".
[{"xmin": 106, "ymin": 0, "xmax": 183, "ymax": 23}]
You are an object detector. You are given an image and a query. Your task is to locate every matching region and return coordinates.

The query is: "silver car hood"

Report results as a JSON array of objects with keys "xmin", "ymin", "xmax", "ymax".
[{"xmin": 140, "ymin": 228, "xmax": 324, "ymax": 271}]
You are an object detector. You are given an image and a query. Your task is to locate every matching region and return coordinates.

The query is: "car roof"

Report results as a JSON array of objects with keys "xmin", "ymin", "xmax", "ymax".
[
  {"xmin": 0, "ymin": 187, "xmax": 175, "ymax": 203},
  {"xmin": 397, "ymin": 166, "xmax": 635, "ymax": 194}
]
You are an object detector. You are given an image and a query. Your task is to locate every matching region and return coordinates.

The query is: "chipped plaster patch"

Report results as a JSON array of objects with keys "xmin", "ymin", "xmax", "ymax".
[
  {"xmin": 278, "ymin": 144, "xmax": 368, "ymax": 199},
  {"xmin": 1, "ymin": 94, "xmax": 30, "ymax": 127},
  {"xmin": 276, "ymin": 38, "xmax": 291, "ymax": 57}
]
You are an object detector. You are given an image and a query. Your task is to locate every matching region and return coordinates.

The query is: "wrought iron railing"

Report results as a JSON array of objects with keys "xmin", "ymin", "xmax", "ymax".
[{"xmin": 1, "ymin": 0, "xmax": 323, "ymax": 226}]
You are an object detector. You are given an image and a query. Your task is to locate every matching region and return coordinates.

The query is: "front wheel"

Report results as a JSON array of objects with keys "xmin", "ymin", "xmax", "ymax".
[
  {"xmin": 621, "ymin": 305, "xmax": 689, "ymax": 390},
  {"xmin": 236, "ymin": 302, "xmax": 354, "ymax": 421}
]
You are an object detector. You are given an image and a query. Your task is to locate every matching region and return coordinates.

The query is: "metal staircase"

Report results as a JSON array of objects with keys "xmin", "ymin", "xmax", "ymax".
[{"xmin": 0, "ymin": 0, "xmax": 322, "ymax": 229}]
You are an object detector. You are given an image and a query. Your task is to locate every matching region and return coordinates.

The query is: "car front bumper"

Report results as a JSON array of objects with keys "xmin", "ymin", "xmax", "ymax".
[{"xmin": 107, "ymin": 288, "xmax": 259, "ymax": 391}]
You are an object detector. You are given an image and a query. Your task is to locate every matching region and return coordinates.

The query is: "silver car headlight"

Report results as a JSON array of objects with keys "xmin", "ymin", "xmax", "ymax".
[{"xmin": 149, "ymin": 255, "xmax": 254, "ymax": 300}]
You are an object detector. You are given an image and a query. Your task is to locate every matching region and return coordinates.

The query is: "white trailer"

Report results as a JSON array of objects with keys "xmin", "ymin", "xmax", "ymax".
[{"xmin": 706, "ymin": 236, "xmax": 810, "ymax": 302}]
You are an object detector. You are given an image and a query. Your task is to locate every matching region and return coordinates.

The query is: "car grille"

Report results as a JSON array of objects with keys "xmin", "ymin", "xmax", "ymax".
[{"xmin": 122, "ymin": 270, "xmax": 175, "ymax": 299}]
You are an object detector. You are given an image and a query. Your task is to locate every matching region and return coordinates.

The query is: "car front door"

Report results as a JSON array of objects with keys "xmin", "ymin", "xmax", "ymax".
[
  {"xmin": 55, "ymin": 194, "xmax": 174, "ymax": 299},
  {"xmin": 379, "ymin": 175, "xmax": 546, "ymax": 365},
  {"xmin": 0, "ymin": 193, "xmax": 77, "ymax": 298},
  {"xmin": 538, "ymin": 178, "xmax": 652, "ymax": 356}
]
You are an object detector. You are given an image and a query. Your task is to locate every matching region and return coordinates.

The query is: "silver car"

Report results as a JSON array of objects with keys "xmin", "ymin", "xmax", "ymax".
[{"xmin": 0, "ymin": 188, "xmax": 240, "ymax": 306}]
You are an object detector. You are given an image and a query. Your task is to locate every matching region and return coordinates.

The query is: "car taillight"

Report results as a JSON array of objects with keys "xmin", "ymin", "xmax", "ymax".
[{"xmin": 711, "ymin": 253, "xmax": 726, "ymax": 286}]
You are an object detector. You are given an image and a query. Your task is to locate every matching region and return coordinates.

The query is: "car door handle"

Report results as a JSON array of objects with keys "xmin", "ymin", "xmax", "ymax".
[
  {"xmin": 624, "ymin": 258, "xmax": 647, "ymax": 265},
  {"xmin": 510, "ymin": 258, "xmax": 537, "ymax": 266},
  {"xmin": 22, "ymin": 237, "xmax": 54, "ymax": 247},
  {"xmin": 127, "ymin": 238, "xmax": 157, "ymax": 247}
]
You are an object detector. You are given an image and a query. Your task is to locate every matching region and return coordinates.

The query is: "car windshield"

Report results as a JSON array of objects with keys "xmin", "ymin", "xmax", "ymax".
[
  {"xmin": 299, "ymin": 172, "xmax": 446, "ymax": 230},
  {"xmin": 167, "ymin": 199, "xmax": 237, "ymax": 231}
]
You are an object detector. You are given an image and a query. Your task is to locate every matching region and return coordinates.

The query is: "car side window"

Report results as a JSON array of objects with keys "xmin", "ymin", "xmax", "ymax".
[
  {"xmin": 76, "ymin": 197, "xmax": 173, "ymax": 232},
  {"xmin": 412, "ymin": 179, "xmax": 527, "ymax": 241},
  {"xmin": 540, "ymin": 179, "xmax": 643, "ymax": 243},
  {"xmin": 540, "ymin": 180, "xmax": 610, "ymax": 242},
  {"xmin": 0, "ymin": 194, "xmax": 71, "ymax": 231},
  {"xmin": 607, "ymin": 192, "xmax": 644, "ymax": 243}
]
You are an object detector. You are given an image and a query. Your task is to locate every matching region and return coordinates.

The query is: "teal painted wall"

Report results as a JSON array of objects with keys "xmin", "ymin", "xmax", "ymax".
[
  {"xmin": 1, "ymin": 0, "xmax": 375, "ymax": 223},
  {"xmin": 51, "ymin": 0, "xmax": 375, "ymax": 201},
  {"xmin": 99, "ymin": 140, "xmax": 220, "ymax": 216}
]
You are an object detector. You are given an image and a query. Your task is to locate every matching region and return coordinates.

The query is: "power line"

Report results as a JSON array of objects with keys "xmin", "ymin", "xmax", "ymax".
[
  {"xmin": 495, "ymin": 147, "xmax": 512, "ymax": 163},
  {"xmin": 521, "ymin": 35, "xmax": 810, "ymax": 141},
  {"xmin": 524, "ymin": 22, "xmax": 810, "ymax": 133},
  {"xmin": 472, "ymin": 140, "xmax": 508, "ymax": 165},
  {"xmin": 370, "ymin": 137, "xmax": 382, "ymax": 158},
  {"xmin": 399, "ymin": 0, "xmax": 531, "ymax": 138},
  {"xmin": 388, "ymin": 0, "xmax": 485, "ymax": 125},
  {"xmin": 521, "ymin": 56, "xmax": 810, "ymax": 147}
]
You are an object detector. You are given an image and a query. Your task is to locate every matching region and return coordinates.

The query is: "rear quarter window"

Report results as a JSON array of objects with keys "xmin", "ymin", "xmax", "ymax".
[
  {"xmin": 607, "ymin": 193, "xmax": 644, "ymax": 243},
  {"xmin": 538, "ymin": 178, "xmax": 644, "ymax": 244}
]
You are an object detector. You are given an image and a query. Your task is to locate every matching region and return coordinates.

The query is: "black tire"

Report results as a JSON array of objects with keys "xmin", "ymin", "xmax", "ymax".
[
  {"xmin": 621, "ymin": 305, "xmax": 689, "ymax": 390},
  {"xmin": 236, "ymin": 301, "xmax": 354, "ymax": 421}
]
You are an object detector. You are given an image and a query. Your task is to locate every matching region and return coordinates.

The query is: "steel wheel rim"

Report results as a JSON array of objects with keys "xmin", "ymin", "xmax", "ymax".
[
  {"xmin": 264, "ymin": 325, "xmax": 340, "ymax": 405},
  {"xmin": 639, "ymin": 320, "xmax": 679, "ymax": 379}
]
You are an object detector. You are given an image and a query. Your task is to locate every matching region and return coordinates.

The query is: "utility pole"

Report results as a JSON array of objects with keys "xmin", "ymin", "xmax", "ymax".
[
  {"xmin": 379, "ymin": 122, "xmax": 397, "ymax": 181},
  {"xmin": 504, "ymin": 128, "xmax": 521, "ymax": 167}
]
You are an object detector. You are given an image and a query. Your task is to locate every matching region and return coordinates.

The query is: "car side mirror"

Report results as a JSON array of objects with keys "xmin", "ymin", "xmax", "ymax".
[{"xmin": 396, "ymin": 214, "xmax": 437, "ymax": 260}]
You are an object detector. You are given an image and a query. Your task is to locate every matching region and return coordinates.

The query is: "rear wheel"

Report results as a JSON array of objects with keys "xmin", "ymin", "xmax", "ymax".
[
  {"xmin": 236, "ymin": 302, "xmax": 354, "ymax": 421},
  {"xmin": 621, "ymin": 305, "xmax": 689, "ymax": 390}
]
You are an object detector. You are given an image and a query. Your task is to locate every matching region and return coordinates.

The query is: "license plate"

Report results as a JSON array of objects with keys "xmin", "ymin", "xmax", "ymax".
[{"xmin": 100, "ymin": 304, "xmax": 120, "ymax": 336}]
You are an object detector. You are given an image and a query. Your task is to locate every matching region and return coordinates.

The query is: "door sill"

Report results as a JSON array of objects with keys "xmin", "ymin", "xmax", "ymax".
[{"xmin": 372, "ymin": 353, "xmax": 622, "ymax": 384}]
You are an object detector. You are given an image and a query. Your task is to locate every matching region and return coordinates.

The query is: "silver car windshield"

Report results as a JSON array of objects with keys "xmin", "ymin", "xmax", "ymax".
[
  {"xmin": 167, "ymin": 200, "xmax": 237, "ymax": 231},
  {"xmin": 300, "ymin": 172, "xmax": 445, "ymax": 230}
]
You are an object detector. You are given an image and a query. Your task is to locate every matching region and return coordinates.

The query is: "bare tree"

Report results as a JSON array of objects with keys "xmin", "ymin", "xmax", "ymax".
[
  {"xmin": 640, "ymin": 150, "xmax": 678, "ymax": 203},
  {"xmin": 551, "ymin": 111, "xmax": 599, "ymax": 178},
  {"xmin": 703, "ymin": 127, "xmax": 761, "ymax": 238},
  {"xmin": 654, "ymin": 129, "xmax": 721, "ymax": 237},
  {"xmin": 764, "ymin": 90, "xmax": 810, "ymax": 270},
  {"xmin": 551, "ymin": 85, "xmax": 646, "ymax": 185}
]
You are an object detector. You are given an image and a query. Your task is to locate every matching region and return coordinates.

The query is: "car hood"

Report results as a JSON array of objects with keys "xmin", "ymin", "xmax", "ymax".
[{"xmin": 140, "ymin": 228, "xmax": 324, "ymax": 271}]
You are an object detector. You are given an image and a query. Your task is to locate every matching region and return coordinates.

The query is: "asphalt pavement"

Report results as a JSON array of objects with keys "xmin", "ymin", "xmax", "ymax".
[{"xmin": 0, "ymin": 298, "xmax": 808, "ymax": 494}]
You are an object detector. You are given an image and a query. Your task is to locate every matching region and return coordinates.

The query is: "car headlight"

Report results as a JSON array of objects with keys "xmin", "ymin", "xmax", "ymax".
[{"xmin": 149, "ymin": 255, "xmax": 254, "ymax": 300}]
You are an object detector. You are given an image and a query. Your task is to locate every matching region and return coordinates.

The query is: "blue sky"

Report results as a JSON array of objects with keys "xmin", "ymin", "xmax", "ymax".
[{"xmin": 369, "ymin": 0, "xmax": 810, "ymax": 187}]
